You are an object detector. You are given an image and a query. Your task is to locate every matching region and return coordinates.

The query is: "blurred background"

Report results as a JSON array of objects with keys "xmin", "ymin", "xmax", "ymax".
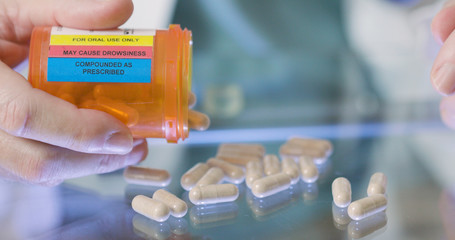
[{"xmin": 4, "ymin": 0, "xmax": 455, "ymax": 239}]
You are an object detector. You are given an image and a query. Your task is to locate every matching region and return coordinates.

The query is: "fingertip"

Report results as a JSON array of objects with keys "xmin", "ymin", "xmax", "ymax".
[
  {"xmin": 432, "ymin": 2, "xmax": 455, "ymax": 44},
  {"xmin": 440, "ymin": 97, "xmax": 455, "ymax": 129},
  {"xmin": 126, "ymin": 139, "xmax": 148, "ymax": 166}
]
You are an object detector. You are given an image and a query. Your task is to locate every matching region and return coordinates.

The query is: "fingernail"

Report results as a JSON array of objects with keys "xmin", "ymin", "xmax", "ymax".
[
  {"xmin": 104, "ymin": 131, "xmax": 133, "ymax": 154},
  {"xmin": 433, "ymin": 64, "xmax": 455, "ymax": 95}
]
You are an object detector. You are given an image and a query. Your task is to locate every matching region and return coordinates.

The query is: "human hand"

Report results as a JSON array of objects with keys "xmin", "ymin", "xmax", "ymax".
[
  {"xmin": 430, "ymin": 0, "xmax": 455, "ymax": 128},
  {"xmin": 0, "ymin": 0, "xmax": 148, "ymax": 186}
]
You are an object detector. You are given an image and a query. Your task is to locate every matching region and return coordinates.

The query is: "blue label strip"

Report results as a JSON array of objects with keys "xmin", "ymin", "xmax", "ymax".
[{"xmin": 47, "ymin": 58, "xmax": 151, "ymax": 83}]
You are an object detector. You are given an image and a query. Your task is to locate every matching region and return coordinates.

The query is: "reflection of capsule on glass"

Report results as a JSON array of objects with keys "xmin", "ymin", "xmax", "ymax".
[
  {"xmin": 332, "ymin": 203, "xmax": 351, "ymax": 231},
  {"xmin": 168, "ymin": 217, "xmax": 188, "ymax": 235},
  {"xmin": 124, "ymin": 184, "xmax": 163, "ymax": 204},
  {"xmin": 246, "ymin": 188, "xmax": 291, "ymax": 220},
  {"xmin": 132, "ymin": 214, "xmax": 171, "ymax": 240},
  {"xmin": 189, "ymin": 202, "xmax": 238, "ymax": 228},
  {"xmin": 348, "ymin": 212, "xmax": 387, "ymax": 239},
  {"xmin": 301, "ymin": 182, "xmax": 319, "ymax": 205},
  {"xmin": 315, "ymin": 159, "xmax": 332, "ymax": 184}
]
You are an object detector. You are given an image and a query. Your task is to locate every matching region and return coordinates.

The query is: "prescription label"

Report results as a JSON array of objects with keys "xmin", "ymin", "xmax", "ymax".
[{"xmin": 47, "ymin": 27, "xmax": 155, "ymax": 83}]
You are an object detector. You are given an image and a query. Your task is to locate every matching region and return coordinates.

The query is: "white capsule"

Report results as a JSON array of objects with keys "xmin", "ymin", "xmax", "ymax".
[
  {"xmin": 263, "ymin": 154, "xmax": 281, "ymax": 176},
  {"xmin": 196, "ymin": 167, "xmax": 225, "ymax": 187},
  {"xmin": 251, "ymin": 172, "xmax": 291, "ymax": 198},
  {"xmin": 332, "ymin": 177, "xmax": 352, "ymax": 208},
  {"xmin": 189, "ymin": 184, "xmax": 239, "ymax": 205},
  {"xmin": 287, "ymin": 137, "xmax": 333, "ymax": 157},
  {"xmin": 123, "ymin": 166, "xmax": 171, "ymax": 187},
  {"xmin": 348, "ymin": 195, "xmax": 387, "ymax": 221},
  {"xmin": 132, "ymin": 195, "xmax": 171, "ymax": 222},
  {"xmin": 152, "ymin": 189, "xmax": 188, "ymax": 218},
  {"xmin": 180, "ymin": 163, "xmax": 210, "ymax": 191},
  {"xmin": 216, "ymin": 152, "xmax": 262, "ymax": 166},
  {"xmin": 281, "ymin": 157, "xmax": 300, "ymax": 184},
  {"xmin": 299, "ymin": 156, "xmax": 319, "ymax": 183},
  {"xmin": 207, "ymin": 158, "xmax": 245, "ymax": 184},
  {"xmin": 367, "ymin": 172, "xmax": 387, "ymax": 196},
  {"xmin": 217, "ymin": 144, "xmax": 265, "ymax": 157},
  {"xmin": 246, "ymin": 161, "xmax": 264, "ymax": 189}
]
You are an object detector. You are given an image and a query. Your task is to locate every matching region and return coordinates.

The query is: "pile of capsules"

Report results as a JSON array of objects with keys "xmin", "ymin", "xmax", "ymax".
[
  {"xmin": 331, "ymin": 172, "xmax": 388, "ymax": 234},
  {"xmin": 125, "ymin": 138, "xmax": 333, "ymax": 222}
]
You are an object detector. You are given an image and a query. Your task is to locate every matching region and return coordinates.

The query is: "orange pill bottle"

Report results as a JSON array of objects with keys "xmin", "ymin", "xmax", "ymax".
[{"xmin": 28, "ymin": 25, "xmax": 192, "ymax": 143}]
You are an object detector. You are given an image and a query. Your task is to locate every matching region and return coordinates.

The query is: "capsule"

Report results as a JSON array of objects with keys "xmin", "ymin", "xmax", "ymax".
[
  {"xmin": 188, "ymin": 92, "xmax": 197, "ymax": 108},
  {"xmin": 189, "ymin": 184, "xmax": 239, "ymax": 205},
  {"xmin": 94, "ymin": 96, "xmax": 140, "ymax": 127},
  {"xmin": 216, "ymin": 152, "xmax": 262, "ymax": 166},
  {"xmin": 207, "ymin": 158, "xmax": 245, "ymax": 184},
  {"xmin": 263, "ymin": 154, "xmax": 280, "ymax": 176},
  {"xmin": 123, "ymin": 166, "xmax": 171, "ymax": 187},
  {"xmin": 180, "ymin": 163, "xmax": 210, "ymax": 191},
  {"xmin": 281, "ymin": 157, "xmax": 300, "ymax": 184},
  {"xmin": 299, "ymin": 156, "xmax": 319, "ymax": 183},
  {"xmin": 332, "ymin": 177, "xmax": 351, "ymax": 208},
  {"xmin": 348, "ymin": 195, "xmax": 387, "ymax": 221},
  {"xmin": 153, "ymin": 189, "xmax": 188, "ymax": 218},
  {"xmin": 251, "ymin": 172, "xmax": 291, "ymax": 198},
  {"xmin": 246, "ymin": 161, "xmax": 264, "ymax": 189},
  {"xmin": 132, "ymin": 195, "xmax": 171, "ymax": 222},
  {"xmin": 287, "ymin": 137, "xmax": 333, "ymax": 156},
  {"xmin": 367, "ymin": 172, "xmax": 387, "ymax": 196},
  {"xmin": 217, "ymin": 144, "xmax": 265, "ymax": 158},
  {"xmin": 196, "ymin": 167, "xmax": 224, "ymax": 187},
  {"xmin": 188, "ymin": 110, "xmax": 210, "ymax": 131},
  {"xmin": 93, "ymin": 84, "xmax": 148, "ymax": 101},
  {"xmin": 280, "ymin": 143, "xmax": 326, "ymax": 160}
]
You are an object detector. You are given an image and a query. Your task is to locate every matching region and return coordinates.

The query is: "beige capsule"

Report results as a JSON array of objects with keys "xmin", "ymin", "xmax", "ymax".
[
  {"xmin": 217, "ymin": 144, "xmax": 265, "ymax": 158},
  {"xmin": 152, "ymin": 189, "xmax": 188, "ymax": 218},
  {"xmin": 196, "ymin": 167, "xmax": 225, "ymax": 187},
  {"xmin": 367, "ymin": 172, "xmax": 387, "ymax": 196},
  {"xmin": 332, "ymin": 177, "xmax": 352, "ymax": 208},
  {"xmin": 246, "ymin": 161, "xmax": 264, "ymax": 189},
  {"xmin": 280, "ymin": 143, "xmax": 327, "ymax": 164},
  {"xmin": 299, "ymin": 156, "xmax": 319, "ymax": 183},
  {"xmin": 180, "ymin": 163, "xmax": 210, "ymax": 191},
  {"xmin": 123, "ymin": 166, "xmax": 171, "ymax": 187},
  {"xmin": 207, "ymin": 158, "xmax": 245, "ymax": 184},
  {"xmin": 188, "ymin": 110, "xmax": 210, "ymax": 131},
  {"xmin": 189, "ymin": 184, "xmax": 239, "ymax": 205},
  {"xmin": 281, "ymin": 157, "xmax": 300, "ymax": 184},
  {"xmin": 188, "ymin": 92, "xmax": 197, "ymax": 108},
  {"xmin": 216, "ymin": 152, "xmax": 262, "ymax": 166},
  {"xmin": 132, "ymin": 195, "xmax": 171, "ymax": 222},
  {"xmin": 263, "ymin": 154, "xmax": 281, "ymax": 176},
  {"xmin": 287, "ymin": 137, "xmax": 333, "ymax": 156},
  {"xmin": 251, "ymin": 172, "xmax": 291, "ymax": 198},
  {"xmin": 348, "ymin": 195, "xmax": 387, "ymax": 221}
]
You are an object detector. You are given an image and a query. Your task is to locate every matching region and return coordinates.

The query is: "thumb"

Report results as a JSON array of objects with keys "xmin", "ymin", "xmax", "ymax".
[
  {"xmin": 432, "ymin": 0, "xmax": 455, "ymax": 45},
  {"xmin": 23, "ymin": 0, "xmax": 133, "ymax": 30}
]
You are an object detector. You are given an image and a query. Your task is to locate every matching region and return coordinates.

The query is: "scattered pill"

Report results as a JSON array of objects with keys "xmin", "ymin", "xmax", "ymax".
[
  {"xmin": 218, "ymin": 144, "xmax": 265, "ymax": 158},
  {"xmin": 207, "ymin": 158, "xmax": 245, "ymax": 184},
  {"xmin": 153, "ymin": 189, "xmax": 188, "ymax": 218},
  {"xmin": 299, "ymin": 156, "xmax": 319, "ymax": 183},
  {"xmin": 332, "ymin": 177, "xmax": 352, "ymax": 208},
  {"xmin": 251, "ymin": 172, "xmax": 291, "ymax": 198},
  {"xmin": 189, "ymin": 184, "xmax": 239, "ymax": 205},
  {"xmin": 216, "ymin": 152, "xmax": 262, "ymax": 166},
  {"xmin": 123, "ymin": 166, "xmax": 171, "ymax": 187},
  {"xmin": 246, "ymin": 161, "xmax": 264, "ymax": 189},
  {"xmin": 188, "ymin": 92, "xmax": 197, "ymax": 108},
  {"xmin": 263, "ymin": 154, "xmax": 281, "ymax": 176},
  {"xmin": 348, "ymin": 195, "xmax": 387, "ymax": 221},
  {"xmin": 95, "ymin": 96, "xmax": 140, "ymax": 127},
  {"xmin": 188, "ymin": 110, "xmax": 210, "ymax": 131},
  {"xmin": 281, "ymin": 157, "xmax": 300, "ymax": 184},
  {"xmin": 280, "ymin": 143, "xmax": 326, "ymax": 161},
  {"xmin": 180, "ymin": 163, "xmax": 210, "ymax": 191},
  {"xmin": 287, "ymin": 137, "xmax": 333, "ymax": 156},
  {"xmin": 132, "ymin": 195, "xmax": 171, "ymax": 222},
  {"xmin": 367, "ymin": 172, "xmax": 387, "ymax": 196},
  {"xmin": 196, "ymin": 167, "xmax": 224, "ymax": 187}
]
